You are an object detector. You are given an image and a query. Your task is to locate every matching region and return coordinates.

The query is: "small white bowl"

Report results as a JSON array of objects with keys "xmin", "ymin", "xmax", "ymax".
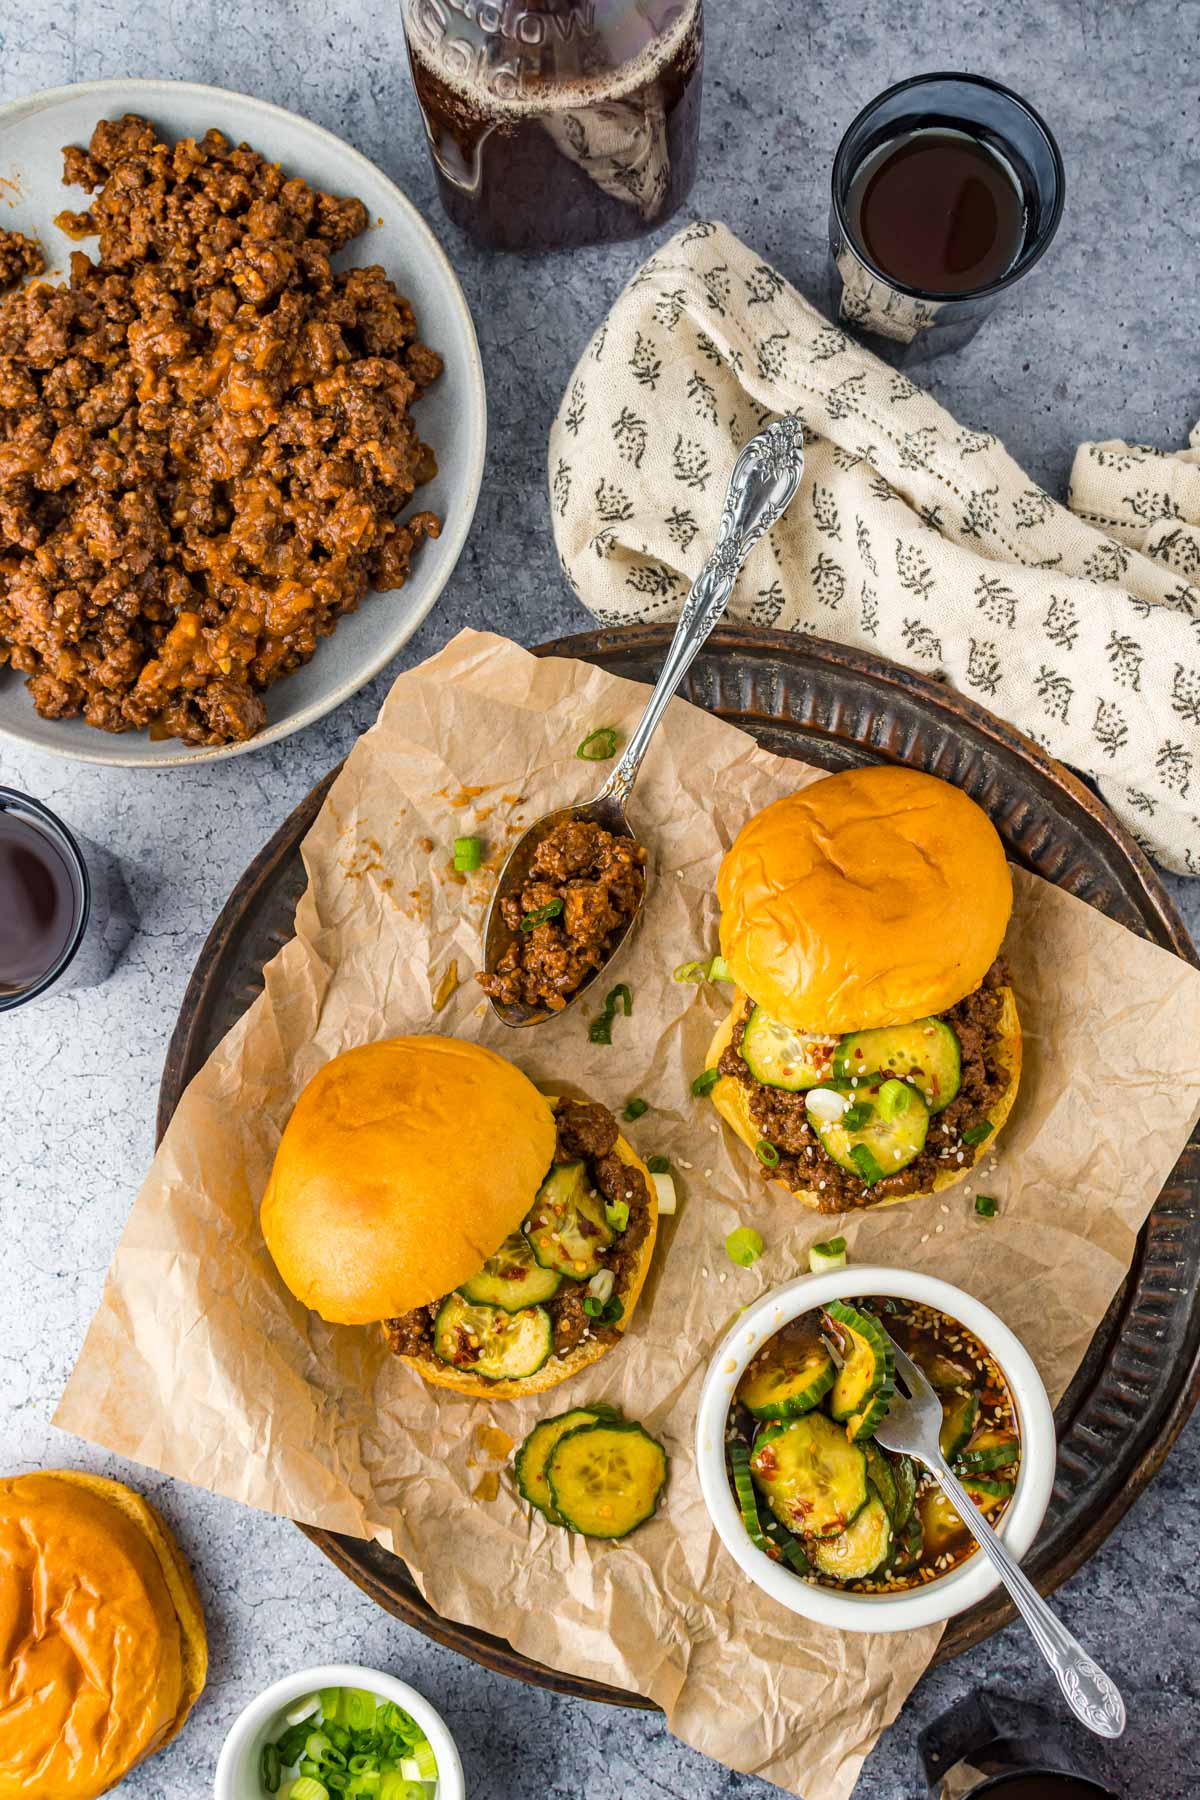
[
  {"xmin": 214, "ymin": 1663, "xmax": 466, "ymax": 1800},
  {"xmin": 695, "ymin": 1265, "xmax": 1055, "ymax": 1634}
]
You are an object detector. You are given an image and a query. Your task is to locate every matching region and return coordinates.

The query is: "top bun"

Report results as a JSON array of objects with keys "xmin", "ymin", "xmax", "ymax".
[
  {"xmin": 261, "ymin": 1037, "xmax": 558, "ymax": 1324},
  {"xmin": 717, "ymin": 766, "xmax": 1012, "ymax": 1032},
  {"xmin": 0, "ymin": 1470, "xmax": 207, "ymax": 1800}
]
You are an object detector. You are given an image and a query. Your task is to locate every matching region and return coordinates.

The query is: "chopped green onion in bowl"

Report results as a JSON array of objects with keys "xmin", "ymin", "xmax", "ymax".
[
  {"xmin": 808, "ymin": 1236, "xmax": 847, "ymax": 1274},
  {"xmin": 725, "ymin": 1226, "xmax": 764, "ymax": 1267},
  {"xmin": 258, "ymin": 1686, "xmax": 439, "ymax": 1799}
]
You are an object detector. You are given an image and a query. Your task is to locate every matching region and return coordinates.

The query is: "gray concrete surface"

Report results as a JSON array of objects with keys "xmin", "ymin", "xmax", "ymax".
[{"xmin": 0, "ymin": 3, "xmax": 1197, "ymax": 1794}]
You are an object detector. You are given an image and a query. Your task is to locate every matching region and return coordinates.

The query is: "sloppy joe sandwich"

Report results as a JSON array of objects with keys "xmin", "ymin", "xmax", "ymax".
[
  {"xmin": 704, "ymin": 765, "xmax": 1021, "ymax": 1212},
  {"xmin": 0, "ymin": 1470, "xmax": 207, "ymax": 1799},
  {"xmin": 262, "ymin": 1036, "xmax": 658, "ymax": 1395}
]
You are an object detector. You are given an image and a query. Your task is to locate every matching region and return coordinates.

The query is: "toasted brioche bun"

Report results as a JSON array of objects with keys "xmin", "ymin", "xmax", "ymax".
[
  {"xmin": 0, "ymin": 1470, "xmax": 207, "ymax": 1800},
  {"xmin": 262, "ymin": 1037, "xmax": 558, "ymax": 1325},
  {"xmin": 717, "ymin": 767, "xmax": 1013, "ymax": 1033},
  {"xmin": 705, "ymin": 986, "xmax": 1021, "ymax": 1211},
  {"xmin": 394, "ymin": 1104, "xmax": 659, "ymax": 1399}
]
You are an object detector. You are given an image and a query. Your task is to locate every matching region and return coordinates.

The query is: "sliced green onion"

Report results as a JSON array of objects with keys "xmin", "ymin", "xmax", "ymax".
[
  {"xmin": 850, "ymin": 1143, "xmax": 884, "ymax": 1185},
  {"xmin": 520, "ymin": 898, "xmax": 564, "ymax": 932},
  {"xmin": 841, "ymin": 1101, "xmax": 874, "ymax": 1131},
  {"xmin": 286, "ymin": 1695, "xmax": 323, "ymax": 1727},
  {"xmin": 646, "ymin": 1153, "xmax": 670, "ymax": 1174},
  {"xmin": 725, "ymin": 1226, "xmax": 764, "ymax": 1267},
  {"xmin": 317, "ymin": 1688, "xmax": 342, "ymax": 1723},
  {"xmin": 674, "ymin": 954, "xmax": 732, "ymax": 984},
  {"xmin": 708, "ymin": 954, "xmax": 732, "ymax": 981},
  {"xmin": 379, "ymin": 1777, "xmax": 424, "ymax": 1800},
  {"xmin": 754, "ymin": 1138, "xmax": 780, "ymax": 1168},
  {"xmin": 261, "ymin": 1744, "xmax": 283, "ymax": 1794},
  {"xmin": 583, "ymin": 1294, "xmax": 624, "ymax": 1323},
  {"xmin": 577, "ymin": 726, "xmax": 620, "ymax": 760},
  {"xmin": 344, "ymin": 1691, "xmax": 377, "ymax": 1732},
  {"xmin": 452, "ymin": 834, "xmax": 483, "ymax": 872},
  {"xmin": 808, "ymin": 1235, "xmax": 847, "ymax": 1274},
  {"xmin": 607, "ymin": 982, "xmax": 633, "ymax": 1016},
  {"xmin": 691, "ymin": 1066, "xmax": 720, "ymax": 1097},
  {"xmin": 589, "ymin": 982, "xmax": 632, "ymax": 1045},
  {"xmin": 975, "ymin": 1193, "xmax": 998, "ymax": 1218},
  {"xmin": 876, "ymin": 1078, "xmax": 912, "ymax": 1120},
  {"xmin": 605, "ymin": 1199, "xmax": 630, "ymax": 1232},
  {"xmin": 650, "ymin": 1168, "xmax": 677, "ymax": 1214},
  {"xmin": 622, "ymin": 1097, "xmax": 648, "ymax": 1121},
  {"xmin": 962, "ymin": 1120, "xmax": 994, "ymax": 1146},
  {"xmin": 287, "ymin": 1780, "xmax": 330, "ymax": 1800},
  {"xmin": 304, "ymin": 1730, "xmax": 339, "ymax": 1765},
  {"xmin": 673, "ymin": 959, "xmax": 707, "ymax": 984}
]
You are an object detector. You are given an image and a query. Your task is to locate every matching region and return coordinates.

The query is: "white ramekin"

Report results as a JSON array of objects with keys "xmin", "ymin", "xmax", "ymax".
[
  {"xmin": 213, "ymin": 1663, "xmax": 466, "ymax": 1800},
  {"xmin": 695, "ymin": 1264, "xmax": 1056, "ymax": 1633}
]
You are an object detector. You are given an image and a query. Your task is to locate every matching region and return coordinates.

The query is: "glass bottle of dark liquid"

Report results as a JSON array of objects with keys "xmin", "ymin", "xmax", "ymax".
[{"xmin": 402, "ymin": 1, "xmax": 704, "ymax": 251}]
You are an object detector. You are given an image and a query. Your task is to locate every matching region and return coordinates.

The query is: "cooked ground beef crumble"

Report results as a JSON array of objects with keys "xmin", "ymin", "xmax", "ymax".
[
  {"xmin": 383, "ymin": 1098, "xmax": 651, "ymax": 1365},
  {"xmin": 0, "ymin": 229, "xmax": 44, "ymax": 291},
  {"xmin": 718, "ymin": 958, "xmax": 1012, "ymax": 1212},
  {"xmin": 0, "ymin": 115, "xmax": 441, "ymax": 746},
  {"xmin": 478, "ymin": 817, "xmax": 646, "ymax": 1014}
]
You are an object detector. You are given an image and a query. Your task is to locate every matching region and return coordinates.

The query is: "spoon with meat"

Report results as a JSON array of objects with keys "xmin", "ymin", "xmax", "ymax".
[{"xmin": 479, "ymin": 417, "xmax": 806, "ymax": 1026}]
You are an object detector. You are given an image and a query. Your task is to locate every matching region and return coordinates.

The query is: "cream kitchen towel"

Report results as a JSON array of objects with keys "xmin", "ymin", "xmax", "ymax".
[{"xmin": 549, "ymin": 219, "xmax": 1200, "ymax": 875}]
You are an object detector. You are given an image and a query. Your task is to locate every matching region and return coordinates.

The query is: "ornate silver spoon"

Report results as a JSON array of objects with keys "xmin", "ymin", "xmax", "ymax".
[{"xmin": 482, "ymin": 416, "xmax": 806, "ymax": 1028}]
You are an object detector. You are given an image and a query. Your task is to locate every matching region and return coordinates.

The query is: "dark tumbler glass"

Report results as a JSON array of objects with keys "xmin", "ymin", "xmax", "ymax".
[
  {"xmin": 920, "ymin": 1691, "xmax": 1119, "ymax": 1800},
  {"xmin": 0, "ymin": 788, "xmax": 136, "ymax": 1012},
  {"xmin": 829, "ymin": 72, "xmax": 1065, "ymax": 359}
]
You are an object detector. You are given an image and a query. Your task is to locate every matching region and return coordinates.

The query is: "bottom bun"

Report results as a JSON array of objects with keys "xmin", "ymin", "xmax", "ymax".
[
  {"xmin": 393, "ymin": 1101, "xmax": 658, "ymax": 1399},
  {"xmin": 706, "ymin": 988, "xmax": 1022, "ymax": 1212}
]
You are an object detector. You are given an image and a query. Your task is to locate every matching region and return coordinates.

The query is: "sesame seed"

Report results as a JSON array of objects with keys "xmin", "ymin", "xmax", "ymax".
[
  {"xmin": 940, "ymin": 1204, "xmax": 950, "ymax": 1214},
  {"xmin": 935, "ymin": 1224, "xmax": 944, "ymax": 1235},
  {"xmin": 704, "ymin": 1168, "xmax": 713, "ymax": 1178},
  {"xmin": 701, "ymin": 1267, "xmax": 709, "ymax": 1279},
  {"xmin": 920, "ymin": 1233, "xmax": 929, "ymax": 1243},
  {"xmin": 677, "ymin": 1158, "xmax": 693, "ymax": 1170}
]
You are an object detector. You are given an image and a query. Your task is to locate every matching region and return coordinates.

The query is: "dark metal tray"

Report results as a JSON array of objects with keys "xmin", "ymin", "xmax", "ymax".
[{"xmin": 158, "ymin": 624, "xmax": 1200, "ymax": 1707}]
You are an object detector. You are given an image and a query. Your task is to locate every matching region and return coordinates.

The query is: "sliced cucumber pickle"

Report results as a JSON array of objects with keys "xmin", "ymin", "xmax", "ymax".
[
  {"xmin": 546, "ymin": 1421, "xmax": 668, "ymax": 1539},
  {"xmin": 887, "ymin": 1510, "xmax": 924, "ymax": 1577},
  {"xmin": 738, "ymin": 1321, "xmax": 835, "ymax": 1419},
  {"xmin": 809, "ymin": 1487, "xmax": 892, "ymax": 1581},
  {"xmin": 741, "ymin": 1007, "xmax": 837, "ymax": 1091},
  {"xmin": 834, "ymin": 1018, "xmax": 962, "ymax": 1113},
  {"xmin": 806, "ymin": 1078, "xmax": 929, "ymax": 1186},
  {"xmin": 825, "ymin": 1301, "xmax": 893, "ymax": 1421},
  {"xmin": 939, "ymin": 1390, "xmax": 981, "ymax": 1462},
  {"xmin": 891, "ymin": 1453, "xmax": 918, "ymax": 1529},
  {"xmin": 956, "ymin": 1427, "xmax": 1020, "ymax": 1474},
  {"xmin": 459, "ymin": 1232, "xmax": 562, "ymax": 1312},
  {"xmin": 750, "ymin": 1411, "xmax": 868, "ymax": 1539},
  {"xmin": 524, "ymin": 1160, "xmax": 614, "ymax": 1281},
  {"xmin": 864, "ymin": 1444, "xmax": 899, "ymax": 1523},
  {"xmin": 919, "ymin": 1476, "xmax": 1010, "ymax": 1554},
  {"xmin": 728, "ymin": 1442, "xmax": 774, "ymax": 1556},
  {"xmin": 432, "ymin": 1295, "xmax": 552, "ymax": 1382},
  {"xmin": 515, "ymin": 1409, "xmax": 604, "ymax": 1523}
]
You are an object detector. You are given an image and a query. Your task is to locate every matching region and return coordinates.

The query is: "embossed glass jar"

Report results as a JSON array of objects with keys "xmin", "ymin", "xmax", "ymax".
[{"xmin": 402, "ymin": 1, "xmax": 704, "ymax": 251}]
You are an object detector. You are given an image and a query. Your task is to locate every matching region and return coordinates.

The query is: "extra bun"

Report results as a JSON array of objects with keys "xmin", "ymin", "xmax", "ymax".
[
  {"xmin": 705, "ymin": 986, "xmax": 1022, "ymax": 1212},
  {"xmin": 717, "ymin": 766, "xmax": 1013, "ymax": 1033},
  {"xmin": 0, "ymin": 1471, "xmax": 207, "ymax": 1800},
  {"xmin": 391, "ymin": 1107, "xmax": 658, "ymax": 1400},
  {"xmin": 262, "ymin": 1037, "xmax": 558, "ymax": 1325}
]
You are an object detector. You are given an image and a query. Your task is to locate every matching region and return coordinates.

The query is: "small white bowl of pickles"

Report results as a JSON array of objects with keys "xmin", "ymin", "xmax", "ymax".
[
  {"xmin": 695, "ymin": 1265, "xmax": 1056, "ymax": 1633},
  {"xmin": 214, "ymin": 1665, "xmax": 465, "ymax": 1800}
]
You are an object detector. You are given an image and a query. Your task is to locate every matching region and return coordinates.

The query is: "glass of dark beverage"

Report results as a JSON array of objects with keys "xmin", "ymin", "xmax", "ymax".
[
  {"xmin": 920, "ymin": 1691, "xmax": 1119, "ymax": 1800},
  {"xmin": 0, "ymin": 788, "xmax": 136, "ymax": 1011},
  {"xmin": 829, "ymin": 72, "xmax": 1065, "ymax": 358},
  {"xmin": 402, "ymin": 1, "xmax": 704, "ymax": 251}
]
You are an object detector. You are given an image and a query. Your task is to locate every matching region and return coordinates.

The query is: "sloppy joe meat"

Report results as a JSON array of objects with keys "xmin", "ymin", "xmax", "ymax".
[
  {"xmin": 0, "ymin": 230, "xmax": 44, "ymax": 290},
  {"xmin": 0, "ymin": 115, "xmax": 442, "ymax": 746},
  {"xmin": 477, "ymin": 818, "xmax": 646, "ymax": 1013}
]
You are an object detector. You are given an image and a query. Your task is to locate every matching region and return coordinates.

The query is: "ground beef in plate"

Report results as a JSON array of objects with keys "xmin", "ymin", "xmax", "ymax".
[
  {"xmin": 383, "ymin": 1096, "xmax": 651, "ymax": 1365},
  {"xmin": 0, "ymin": 230, "xmax": 44, "ymax": 290},
  {"xmin": 0, "ymin": 115, "xmax": 441, "ymax": 747},
  {"xmin": 477, "ymin": 818, "xmax": 645, "ymax": 1014},
  {"xmin": 718, "ymin": 959, "xmax": 1012, "ymax": 1213}
]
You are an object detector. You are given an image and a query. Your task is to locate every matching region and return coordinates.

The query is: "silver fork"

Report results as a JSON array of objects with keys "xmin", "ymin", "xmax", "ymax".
[{"xmin": 873, "ymin": 1334, "xmax": 1126, "ymax": 1740}]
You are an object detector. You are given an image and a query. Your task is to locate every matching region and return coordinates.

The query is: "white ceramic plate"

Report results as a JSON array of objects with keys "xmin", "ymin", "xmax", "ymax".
[{"xmin": 0, "ymin": 80, "xmax": 486, "ymax": 766}]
